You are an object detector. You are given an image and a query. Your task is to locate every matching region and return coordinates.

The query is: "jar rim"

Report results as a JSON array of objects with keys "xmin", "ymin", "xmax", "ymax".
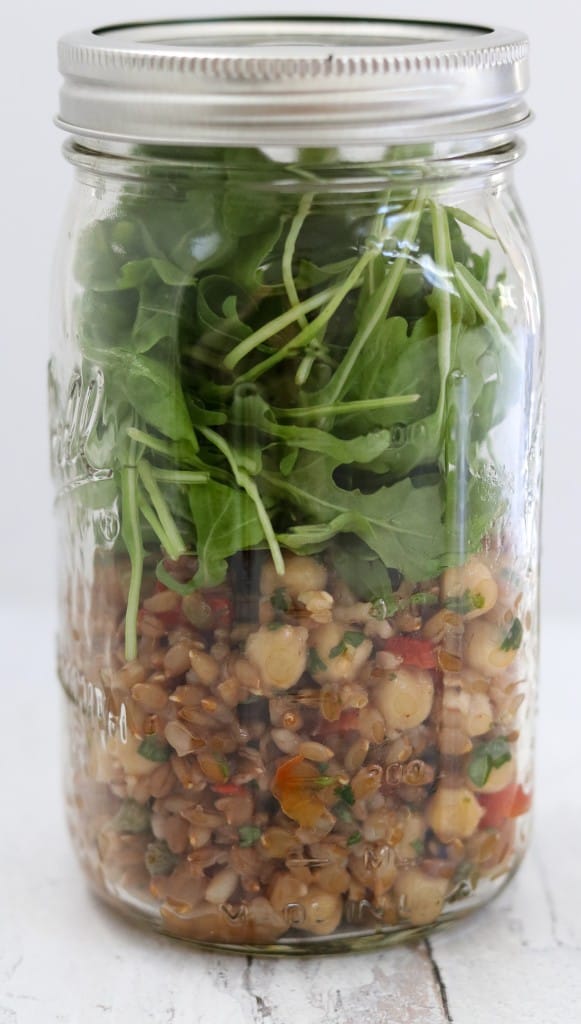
[{"xmin": 56, "ymin": 16, "xmax": 531, "ymax": 147}]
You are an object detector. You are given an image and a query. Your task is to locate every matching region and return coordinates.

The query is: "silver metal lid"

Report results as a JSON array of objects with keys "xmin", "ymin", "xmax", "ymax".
[{"xmin": 56, "ymin": 17, "xmax": 530, "ymax": 146}]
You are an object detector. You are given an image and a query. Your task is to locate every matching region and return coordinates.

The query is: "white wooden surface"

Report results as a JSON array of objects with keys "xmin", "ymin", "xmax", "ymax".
[{"xmin": 1, "ymin": 610, "xmax": 580, "ymax": 1024}]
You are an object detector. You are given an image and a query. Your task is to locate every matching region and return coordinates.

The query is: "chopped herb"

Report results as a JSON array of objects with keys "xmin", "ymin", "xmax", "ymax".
[
  {"xmin": 486, "ymin": 737, "xmax": 512, "ymax": 768},
  {"xmin": 138, "ymin": 735, "xmax": 172, "ymax": 763},
  {"xmin": 468, "ymin": 737, "xmax": 512, "ymax": 787},
  {"xmin": 329, "ymin": 641, "xmax": 347, "ymax": 658},
  {"xmin": 347, "ymin": 831, "xmax": 362, "ymax": 846},
  {"xmin": 270, "ymin": 588, "xmax": 290, "ymax": 612},
  {"xmin": 145, "ymin": 840, "xmax": 178, "ymax": 877},
  {"xmin": 216, "ymin": 756, "xmax": 231, "ymax": 780},
  {"xmin": 333, "ymin": 802, "xmax": 353, "ymax": 823},
  {"xmin": 410, "ymin": 838, "xmax": 425, "ymax": 857},
  {"xmin": 238, "ymin": 825, "xmax": 261, "ymax": 848},
  {"xmin": 334, "ymin": 783, "xmax": 356, "ymax": 806},
  {"xmin": 111, "ymin": 798, "xmax": 151, "ymax": 834},
  {"xmin": 343, "ymin": 630, "xmax": 366, "ymax": 648},
  {"xmin": 307, "ymin": 648, "xmax": 327, "ymax": 674},
  {"xmin": 267, "ymin": 620, "xmax": 285, "ymax": 631},
  {"xmin": 500, "ymin": 617, "xmax": 523, "ymax": 652},
  {"xmin": 445, "ymin": 589, "xmax": 481, "ymax": 615},
  {"xmin": 468, "ymin": 747, "xmax": 491, "ymax": 788},
  {"xmin": 408, "ymin": 592, "xmax": 439, "ymax": 608}
]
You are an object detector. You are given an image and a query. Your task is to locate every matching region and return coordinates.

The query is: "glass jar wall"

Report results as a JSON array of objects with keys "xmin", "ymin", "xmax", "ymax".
[{"xmin": 52, "ymin": 19, "xmax": 542, "ymax": 953}]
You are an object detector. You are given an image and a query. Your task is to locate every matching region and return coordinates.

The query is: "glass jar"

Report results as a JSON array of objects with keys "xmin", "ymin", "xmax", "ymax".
[{"xmin": 52, "ymin": 18, "xmax": 542, "ymax": 954}]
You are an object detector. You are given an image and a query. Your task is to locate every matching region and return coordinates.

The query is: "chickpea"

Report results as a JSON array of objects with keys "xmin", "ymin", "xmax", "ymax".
[
  {"xmin": 471, "ymin": 758, "xmax": 516, "ymax": 794},
  {"xmin": 395, "ymin": 870, "xmax": 449, "ymax": 926},
  {"xmin": 246, "ymin": 624, "xmax": 308, "ymax": 694},
  {"xmin": 395, "ymin": 812, "xmax": 426, "ymax": 862},
  {"xmin": 443, "ymin": 688, "xmax": 493, "ymax": 738},
  {"xmin": 375, "ymin": 668, "xmax": 434, "ymax": 732},
  {"xmin": 260, "ymin": 555, "xmax": 327, "ymax": 599},
  {"xmin": 464, "ymin": 620, "xmax": 518, "ymax": 677},
  {"xmin": 441, "ymin": 558, "xmax": 498, "ymax": 620},
  {"xmin": 301, "ymin": 887, "xmax": 343, "ymax": 935},
  {"xmin": 309, "ymin": 622, "xmax": 373, "ymax": 684},
  {"xmin": 465, "ymin": 692, "xmax": 494, "ymax": 737},
  {"xmin": 428, "ymin": 785, "xmax": 483, "ymax": 843}
]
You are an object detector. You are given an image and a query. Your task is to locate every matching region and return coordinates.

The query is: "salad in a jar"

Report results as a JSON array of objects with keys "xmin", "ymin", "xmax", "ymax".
[{"xmin": 58, "ymin": 148, "xmax": 534, "ymax": 950}]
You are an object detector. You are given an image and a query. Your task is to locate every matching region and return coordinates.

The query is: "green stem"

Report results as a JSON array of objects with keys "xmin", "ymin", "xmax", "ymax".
[
  {"xmin": 318, "ymin": 193, "xmax": 425, "ymax": 406},
  {"xmin": 444, "ymin": 371, "xmax": 470, "ymax": 559},
  {"xmin": 454, "ymin": 263, "xmax": 520, "ymax": 361},
  {"xmin": 151, "ymin": 468, "xmax": 209, "ymax": 484},
  {"xmin": 235, "ymin": 249, "xmax": 378, "ymax": 384},
  {"xmin": 120, "ymin": 442, "xmax": 143, "ymax": 662},
  {"xmin": 127, "ymin": 428, "xmax": 230, "ymax": 483},
  {"xmin": 278, "ymin": 394, "xmax": 419, "ymax": 420},
  {"xmin": 137, "ymin": 459, "xmax": 187, "ymax": 560},
  {"xmin": 431, "ymin": 200, "xmax": 454, "ymax": 433},
  {"xmin": 127, "ymin": 427, "xmax": 199, "ymax": 464},
  {"xmin": 282, "ymin": 192, "xmax": 314, "ymax": 329},
  {"xmin": 138, "ymin": 493, "xmax": 178, "ymax": 556},
  {"xmin": 445, "ymin": 205, "xmax": 496, "ymax": 240},
  {"xmin": 200, "ymin": 427, "xmax": 285, "ymax": 576},
  {"xmin": 223, "ymin": 287, "xmax": 334, "ymax": 371}
]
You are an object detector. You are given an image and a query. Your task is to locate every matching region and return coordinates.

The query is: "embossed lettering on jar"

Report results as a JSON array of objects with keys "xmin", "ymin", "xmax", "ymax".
[{"xmin": 52, "ymin": 17, "xmax": 542, "ymax": 953}]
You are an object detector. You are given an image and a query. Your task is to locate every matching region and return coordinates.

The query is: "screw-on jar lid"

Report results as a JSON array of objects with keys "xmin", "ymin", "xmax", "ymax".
[{"xmin": 56, "ymin": 17, "xmax": 530, "ymax": 146}]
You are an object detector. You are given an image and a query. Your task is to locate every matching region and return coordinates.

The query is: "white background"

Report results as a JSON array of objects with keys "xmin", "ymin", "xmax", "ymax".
[{"xmin": 1, "ymin": 0, "xmax": 579, "ymax": 618}]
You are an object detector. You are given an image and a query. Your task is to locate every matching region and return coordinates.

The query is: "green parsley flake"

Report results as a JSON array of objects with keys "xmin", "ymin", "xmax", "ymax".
[
  {"xmin": 333, "ymin": 803, "xmax": 353, "ymax": 823},
  {"xmin": 445, "ymin": 589, "xmax": 479, "ymax": 615},
  {"xmin": 335, "ymin": 783, "xmax": 355, "ymax": 806},
  {"xmin": 138, "ymin": 735, "xmax": 172, "ymax": 762},
  {"xmin": 270, "ymin": 588, "xmax": 290, "ymax": 612},
  {"xmin": 343, "ymin": 630, "xmax": 366, "ymax": 648},
  {"xmin": 468, "ymin": 737, "xmax": 512, "ymax": 787},
  {"xmin": 238, "ymin": 825, "xmax": 261, "ymax": 848},
  {"xmin": 329, "ymin": 640, "xmax": 347, "ymax": 658},
  {"xmin": 307, "ymin": 648, "xmax": 327, "ymax": 674},
  {"xmin": 347, "ymin": 831, "xmax": 362, "ymax": 846},
  {"xmin": 500, "ymin": 617, "xmax": 523, "ymax": 652},
  {"xmin": 111, "ymin": 798, "xmax": 151, "ymax": 834}
]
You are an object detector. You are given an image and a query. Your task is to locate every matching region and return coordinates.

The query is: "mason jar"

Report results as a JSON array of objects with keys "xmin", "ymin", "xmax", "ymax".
[{"xmin": 51, "ymin": 18, "xmax": 542, "ymax": 953}]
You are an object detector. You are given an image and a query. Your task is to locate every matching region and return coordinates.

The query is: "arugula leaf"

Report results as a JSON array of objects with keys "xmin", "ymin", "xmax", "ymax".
[
  {"xmin": 188, "ymin": 479, "xmax": 266, "ymax": 588},
  {"xmin": 265, "ymin": 452, "xmax": 447, "ymax": 581}
]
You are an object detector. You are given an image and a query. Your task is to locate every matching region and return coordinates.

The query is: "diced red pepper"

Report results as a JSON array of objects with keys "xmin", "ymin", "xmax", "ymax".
[
  {"xmin": 206, "ymin": 594, "xmax": 233, "ymax": 628},
  {"xmin": 212, "ymin": 782, "xmax": 245, "ymax": 796},
  {"xmin": 383, "ymin": 635, "xmax": 437, "ymax": 670},
  {"xmin": 509, "ymin": 784, "xmax": 533, "ymax": 819},
  {"xmin": 478, "ymin": 783, "xmax": 533, "ymax": 829}
]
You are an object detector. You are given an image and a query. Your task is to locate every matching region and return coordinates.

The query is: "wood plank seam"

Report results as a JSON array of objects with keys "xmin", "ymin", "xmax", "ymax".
[{"xmin": 424, "ymin": 939, "xmax": 453, "ymax": 1022}]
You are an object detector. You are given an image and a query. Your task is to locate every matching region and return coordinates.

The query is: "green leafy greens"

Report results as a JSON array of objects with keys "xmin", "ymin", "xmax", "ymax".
[{"xmin": 73, "ymin": 149, "xmax": 521, "ymax": 658}]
